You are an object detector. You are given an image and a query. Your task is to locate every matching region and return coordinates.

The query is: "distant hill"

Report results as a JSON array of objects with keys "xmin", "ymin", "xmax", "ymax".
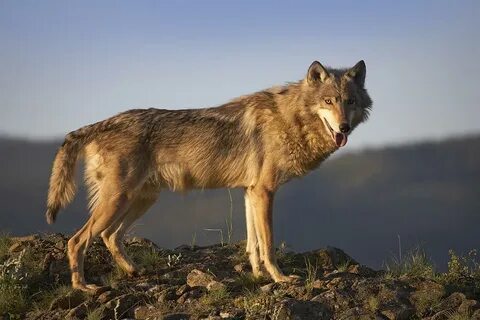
[{"xmin": 0, "ymin": 134, "xmax": 479, "ymax": 268}]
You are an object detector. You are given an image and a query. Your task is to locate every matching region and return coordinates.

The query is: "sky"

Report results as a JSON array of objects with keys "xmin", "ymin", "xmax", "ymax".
[{"xmin": 0, "ymin": 0, "xmax": 479, "ymax": 149}]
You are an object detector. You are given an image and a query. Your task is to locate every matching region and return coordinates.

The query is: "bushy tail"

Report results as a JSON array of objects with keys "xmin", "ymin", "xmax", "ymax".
[{"xmin": 46, "ymin": 128, "xmax": 91, "ymax": 224}]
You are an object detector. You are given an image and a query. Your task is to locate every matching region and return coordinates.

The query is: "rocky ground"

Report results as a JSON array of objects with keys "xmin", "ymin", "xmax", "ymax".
[{"xmin": 0, "ymin": 234, "xmax": 479, "ymax": 319}]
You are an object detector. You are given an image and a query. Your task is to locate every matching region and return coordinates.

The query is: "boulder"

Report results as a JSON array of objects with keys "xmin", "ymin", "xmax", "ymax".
[
  {"xmin": 274, "ymin": 298, "xmax": 332, "ymax": 320},
  {"xmin": 186, "ymin": 269, "xmax": 226, "ymax": 292}
]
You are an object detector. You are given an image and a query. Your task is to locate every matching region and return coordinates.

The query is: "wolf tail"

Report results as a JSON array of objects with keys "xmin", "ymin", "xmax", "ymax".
[{"xmin": 45, "ymin": 125, "xmax": 95, "ymax": 224}]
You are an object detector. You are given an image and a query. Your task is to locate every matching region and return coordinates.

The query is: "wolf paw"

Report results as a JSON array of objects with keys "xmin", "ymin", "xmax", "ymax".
[
  {"xmin": 128, "ymin": 267, "xmax": 147, "ymax": 277},
  {"xmin": 274, "ymin": 274, "xmax": 301, "ymax": 283},
  {"xmin": 73, "ymin": 283, "xmax": 110, "ymax": 295}
]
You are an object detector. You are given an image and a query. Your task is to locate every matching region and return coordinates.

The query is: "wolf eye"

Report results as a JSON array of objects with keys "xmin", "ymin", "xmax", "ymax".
[
  {"xmin": 324, "ymin": 99, "xmax": 332, "ymax": 105},
  {"xmin": 346, "ymin": 99, "xmax": 355, "ymax": 105}
]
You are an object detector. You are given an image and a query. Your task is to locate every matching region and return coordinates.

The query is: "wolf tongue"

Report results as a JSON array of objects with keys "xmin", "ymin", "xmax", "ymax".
[{"xmin": 335, "ymin": 133, "xmax": 348, "ymax": 147}]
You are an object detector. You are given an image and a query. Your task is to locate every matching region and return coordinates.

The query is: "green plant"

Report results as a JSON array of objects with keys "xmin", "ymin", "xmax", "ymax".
[
  {"xmin": 166, "ymin": 253, "xmax": 182, "ymax": 267},
  {"xmin": 138, "ymin": 248, "xmax": 164, "ymax": 271},
  {"xmin": 200, "ymin": 287, "xmax": 230, "ymax": 307},
  {"xmin": 103, "ymin": 264, "xmax": 127, "ymax": 287},
  {"xmin": 366, "ymin": 295, "xmax": 379, "ymax": 313},
  {"xmin": 440, "ymin": 249, "xmax": 480, "ymax": 298},
  {"xmin": 0, "ymin": 234, "xmax": 11, "ymax": 262},
  {"xmin": 0, "ymin": 248, "xmax": 39, "ymax": 315},
  {"xmin": 127, "ymin": 246, "xmax": 165, "ymax": 272},
  {"xmin": 384, "ymin": 247, "xmax": 435, "ymax": 279},
  {"xmin": 234, "ymin": 273, "xmax": 265, "ymax": 292},
  {"xmin": 336, "ymin": 259, "xmax": 351, "ymax": 272},
  {"xmin": 243, "ymin": 291, "xmax": 277, "ymax": 319},
  {"xmin": 0, "ymin": 277, "xmax": 28, "ymax": 314},
  {"xmin": 32, "ymin": 285, "xmax": 77, "ymax": 311},
  {"xmin": 412, "ymin": 289, "xmax": 442, "ymax": 317},
  {"xmin": 445, "ymin": 250, "xmax": 478, "ymax": 281},
  {"xmin": 86, "ymin": 305, "xmax": 105, "ymax": 320},
  {"xmin": 446, "ymin": 310, "xmax": 472, "ymax": 320},
  {"xmin": 277, "ymin": 241, "xmax": 296, "ymax": 269},
  {"xmin": 304, "ymin": 257, "xmax": 319, "ymax": 294}
]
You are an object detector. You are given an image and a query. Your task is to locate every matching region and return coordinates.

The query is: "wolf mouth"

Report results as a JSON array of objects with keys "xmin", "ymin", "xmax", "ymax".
[{"xmin": 323, "ymin": 118, "xmax": 348, "ymax": 148}]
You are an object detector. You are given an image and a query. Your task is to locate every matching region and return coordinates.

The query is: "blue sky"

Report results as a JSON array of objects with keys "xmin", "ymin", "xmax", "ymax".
[{"xmin": 0, "ymin": 0, "xmax": 478, "ymax": 148}]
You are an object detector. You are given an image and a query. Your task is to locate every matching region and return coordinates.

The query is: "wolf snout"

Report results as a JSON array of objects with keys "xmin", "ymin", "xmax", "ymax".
[{"xmin": 339, "ymin": 123, "xmax": 351, "ymax": 133}]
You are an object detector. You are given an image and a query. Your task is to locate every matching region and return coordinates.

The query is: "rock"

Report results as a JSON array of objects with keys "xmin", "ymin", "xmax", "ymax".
[
  {"xmin": 8, "ymin": 242, "xmax": 22, "ymax": 253},
  {"xmin": 163, "ymin": 314, "xmax": 190, "ymax": 320},
  {"xmin": 234, "ymin": 263, "xmax": 248, "ymax": 273},
  {"xmin": 49, "ymin": 290, "xmax": 86, "ymax": 310},
  {"xmin": 260, "ymin": 283, "xmax": 275, "ymax": 293},
  {"xmin": 157, "ymin": 288, "xmax": 177, "ymax": 302},
  {"xmin": 136, "ymin": 281, "xmax": 155, "ymax": 290},
  {"xmin": 134, "ymin": 305, "xmax": 157, "ymax": 319},
  {"xmin": 347, "ymin": 264, "xmax": 377, "ymax": 277},
  {"xmin": 313, "ymin": 247, "xmax": 358, "ymax": 271},
  {"xmin": 219, "ymin": 311, "xmax": 232, "ymax": 318},
  {"xmin": 176, "ymin": 284, "xmax": 190, "ymax": 296},
  {"xmin": 311, "ymin": 279, "xmax": 325, "ymax": 289},
  {"xmin": 274, "ymin": 298, "xmax": 332, "ymax": 320},
  {"xmin": 176, "ymin": 244, "xmax": 192, "ymax": 251},
  {"xmin": 176, "ymin": 287, "xmax": 205, "ymax": 303},
  {"xmin": 55, "ymin": 240, "xmax": 66, "ymax": 250},
  {"xmin": 147, "ymin": 284, "xmax": 166, "ymax": 294},
  {"xmin": 459, "ymin": 298, "xmax": 480, "ymax": 314},
  {"xmin": 177, "ymin": 293, "xmax": 188, "ymax": 304},
  {"xmin": 187, "ymin": 269, "xmax": 225, "ymax": 292},
  {"xmin": 410, "ymin": 280, "xmax": 445, "ymax": 315},
  {"xmin": 206, "ymin": 280, "xmax": 226, "ymax": 292},
  {"xmin": 97, "ymin": 290, "xmax": 118, "ymax": 304},
  {"xmin": 336, "ymin": 307, "xmax": 382, "ymax": 320},
  {"xmin": 127, "ymin": 236, "xmax": 159, "ymax": 248},
  {"xmin": 380, "ymin": 306, "xmax": 415, "ymax": 320},
  {"xmin": 65, "ymin": 302, "xmax": 88, "ymax": 319},
  {"xmin": 187, "ymin": 269, "xmax": 216, "ymax": 287},
  {"xmin": 3, "ymin": 232, "xmax": 480, "ymax": 320},
  {"xmin": 105, "ymin": 293, "xmax": 142, "ymax": 319},
  {"xmin": 189, "ymin": 287, "xmax": 207, "ymax": 299},
  {"xmin": 472, "ymin": 309, "xmax": 480, "ymax": 320},
  {"xmin": 162, "ymin": 270, "xmax": 187, "ymax": 285},
  {"xmin": 11, "ymin": 235, "xmax": 38, "ymax": 242},
  {"xmin": 436, "ymin": 292, "xmax": 467, "ymax": 312}
]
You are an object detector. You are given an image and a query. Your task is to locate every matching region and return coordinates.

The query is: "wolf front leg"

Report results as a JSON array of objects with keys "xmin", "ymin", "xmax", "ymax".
[
  {"xmin": 245, "ymin": 189, "xmax": 264, "ymax": 277},
  {"xmin": 248, "ymin": 186, "xmax": 296, "ymax": 283}
]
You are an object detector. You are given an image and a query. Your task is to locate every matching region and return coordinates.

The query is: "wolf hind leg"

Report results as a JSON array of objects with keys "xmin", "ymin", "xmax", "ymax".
[
  {"xmin": 101, "ymin": 190, "xmax": 158, "ymax": 276},
  {"xmin": 68, "ymin": 190, "xmax": 131, "ymax": 293},
  {"xmin": 68, "ymin": 158, "xmax": 149, "ymax": 293}
]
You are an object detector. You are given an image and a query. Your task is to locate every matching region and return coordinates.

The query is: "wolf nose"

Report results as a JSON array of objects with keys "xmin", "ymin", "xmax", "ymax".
[{"xmin": 339, "ymin": 123, "xmax": 350, "ymax": 133}]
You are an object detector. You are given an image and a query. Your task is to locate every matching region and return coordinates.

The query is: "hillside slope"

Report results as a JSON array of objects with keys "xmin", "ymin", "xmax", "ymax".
[{"xmin": 1, "ymin": 234, "xmax": 480, "ymax": 319}]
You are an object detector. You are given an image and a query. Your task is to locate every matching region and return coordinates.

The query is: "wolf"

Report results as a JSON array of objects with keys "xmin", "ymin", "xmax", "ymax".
[{"xmin": 45, "ymin": 60, "xmax": 372, "ymax": 292}]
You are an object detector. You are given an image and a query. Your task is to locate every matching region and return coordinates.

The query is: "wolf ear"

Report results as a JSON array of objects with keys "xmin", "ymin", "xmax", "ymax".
[
  {"xmin": 307, "ymin": 61, "xmax": 329, "ymax": 85},
  {"xmin": 346, "ymin": 60, "xmax": 366, "ymax": 87}
]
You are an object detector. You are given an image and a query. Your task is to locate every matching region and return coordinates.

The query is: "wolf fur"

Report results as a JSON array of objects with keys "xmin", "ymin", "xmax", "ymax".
[{"xmin": 46, "ymin": 60, "xmax": 372, "ymax": 291}]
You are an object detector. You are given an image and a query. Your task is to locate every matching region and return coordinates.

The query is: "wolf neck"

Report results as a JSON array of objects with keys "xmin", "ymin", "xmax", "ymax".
[{"xmin": 273, "ymin": 82, "xmax": 338, "ymax": 176}]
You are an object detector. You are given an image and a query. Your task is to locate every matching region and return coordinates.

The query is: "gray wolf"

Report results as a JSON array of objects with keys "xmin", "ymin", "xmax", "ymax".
[{"xmin": 45, "ymin": 60, "xmax": 372, "ymax": 292}]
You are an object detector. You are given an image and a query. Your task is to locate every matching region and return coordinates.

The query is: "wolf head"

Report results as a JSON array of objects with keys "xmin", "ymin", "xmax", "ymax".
[{"xmin": 303, "ymin": 60, "xmax": 372, "ymax": 147}]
